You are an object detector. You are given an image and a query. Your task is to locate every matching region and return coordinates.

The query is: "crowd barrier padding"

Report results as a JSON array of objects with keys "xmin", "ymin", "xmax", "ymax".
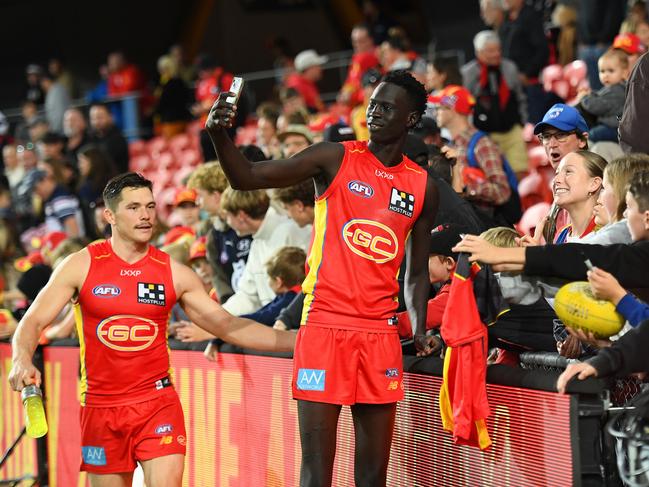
[{"xmin": 1, "ymin": 343, "xmax": 576, "ymax": 486}]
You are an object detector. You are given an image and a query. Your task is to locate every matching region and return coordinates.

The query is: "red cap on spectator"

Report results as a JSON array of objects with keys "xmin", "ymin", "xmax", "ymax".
[
  {"xmin": 613, "ymin": 33, "xmax": 647, "ymax": 55},
  {"xmin": 428, "ymin": 85, "xmax": 476, "ymax": 115},
  {"xmin": 14, "ymin": 251, "xmax": 44, "ymax": 272},
  {"xmin": 163, "ymin": 226, "xmax": 196, "ymax": 246},
  {"xmin": 174, "ymin": 188, "xmax": 198, "ymax": 206},
  {"xmin": 41, "ymin": 231, "xmax": 67, "ymax": 255},
  {"xmin": 189, "ymin": 236, "xmax": 207, "ymax": 261}
]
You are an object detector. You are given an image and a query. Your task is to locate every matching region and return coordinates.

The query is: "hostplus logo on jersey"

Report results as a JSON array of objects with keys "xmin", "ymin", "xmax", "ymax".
[
  {"xmin": 388, "ymin": 187, "xmax": 415, "ymax": 218},
  {"xmin": 347, "ymin": 180, "xmax": 374, "ymax": 198},
  {"xmin": 137, "ymin": 282, "xmax": 166, "ymax": 306},
  {"xmin": 296, "ymin": 369, "xmax": 326, "ymax": 391}
]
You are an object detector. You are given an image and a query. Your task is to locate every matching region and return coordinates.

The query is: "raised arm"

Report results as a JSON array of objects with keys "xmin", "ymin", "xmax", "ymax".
[
  {"xmin": 173, "ymin": 260, "xmax": 295, "ymax": 352},
  {"xmin": 205, "ymin": 92, "xmax": 344, "ymax": 190},
  {"xmin": 405, "ymin": 177, "xmax": 439, "ymax": 356},
  {"xmin": 8, "ymin": 250, "xmax": 88, "ymax": 391}
]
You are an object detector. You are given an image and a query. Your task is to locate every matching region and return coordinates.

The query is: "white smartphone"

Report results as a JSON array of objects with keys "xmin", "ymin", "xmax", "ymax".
[{"xmin": 225, "ymin": 77, "xmax": 244, "ymax": 105}]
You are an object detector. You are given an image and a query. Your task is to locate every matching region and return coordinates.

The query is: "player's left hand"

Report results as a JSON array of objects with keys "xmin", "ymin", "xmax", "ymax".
[{"xmin": 414, "ymin": 334, "xmax": 442, "ymax": 357}]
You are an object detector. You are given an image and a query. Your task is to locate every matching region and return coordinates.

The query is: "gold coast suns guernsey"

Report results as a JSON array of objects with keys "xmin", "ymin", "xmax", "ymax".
[
  {"xmin": 75, "ymin": 240, "xmax": 176, "ymax": 407},
  {"xmin": 301, "ymin": 140, "xmax": 428, "ymax": 331}
]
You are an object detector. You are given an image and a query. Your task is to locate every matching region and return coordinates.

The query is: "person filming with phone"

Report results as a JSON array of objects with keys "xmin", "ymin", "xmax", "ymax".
[{"xmin": 206, "ymin": 71, "xmax": 439, "ymax": 487}]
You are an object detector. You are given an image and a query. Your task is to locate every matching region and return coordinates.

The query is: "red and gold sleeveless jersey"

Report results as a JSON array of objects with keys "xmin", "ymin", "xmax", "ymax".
[
  {"xmin": 75, "ymin": 240, "xmax": 176, "ymax": 407},
  {"xmin": 301, "ymin": 140, "xmax": 428, "ymax": 331}
]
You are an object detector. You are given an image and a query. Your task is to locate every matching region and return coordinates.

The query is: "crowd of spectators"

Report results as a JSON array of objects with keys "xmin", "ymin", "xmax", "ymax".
[{"xmin": 2, "ymin": 1, "xmax": 649, "ymax": 456}]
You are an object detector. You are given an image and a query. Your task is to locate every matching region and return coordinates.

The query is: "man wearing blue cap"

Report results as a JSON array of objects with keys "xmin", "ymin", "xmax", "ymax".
[
  {"xmin": 534, "ymin": 103, "xmax": 589, "ymax": 169},
  {"xmin": 532, "ymin": 103, "xmax": 590, "ymax": 243}
]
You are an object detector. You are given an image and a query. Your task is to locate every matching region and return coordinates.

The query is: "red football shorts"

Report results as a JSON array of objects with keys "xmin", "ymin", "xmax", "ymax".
[
  {"xmin": 80, "ymin": 389, "xmax": 186, "ymax": 473},
  {"xmin": 292, "ymin": 324, "xmax": 404, "ymax": 405}
]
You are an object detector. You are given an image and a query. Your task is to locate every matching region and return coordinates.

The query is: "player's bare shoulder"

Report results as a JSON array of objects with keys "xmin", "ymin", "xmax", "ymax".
[
  {"xmin": 169, "ymin": 258, "xmax": 202, "ymax": 298},
  {"xmin": 51, "ymin": 247, "xmax": 91, "ymax": 289}
]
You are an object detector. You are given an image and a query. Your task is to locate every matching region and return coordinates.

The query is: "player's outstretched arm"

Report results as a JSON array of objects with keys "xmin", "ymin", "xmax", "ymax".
[
  {"xmin": 9, "ymin": 250, "xmax": 89, "ymax": 391},
  {"xmin": 173, "ymin": 261, "xmax": 296, "ymax": 352},
  {"xmin": 205, "ymin": 92, "xmax": 343, "ymax": 190},
  {"xmin": 405, "ymin": 177, "xmax": 438, "ymax": 356}
]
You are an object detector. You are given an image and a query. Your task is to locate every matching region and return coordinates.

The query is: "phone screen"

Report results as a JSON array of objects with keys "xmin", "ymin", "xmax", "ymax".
[{"xmin": 226, "ymin": 77, "xmax": 244, "ymax": 105}]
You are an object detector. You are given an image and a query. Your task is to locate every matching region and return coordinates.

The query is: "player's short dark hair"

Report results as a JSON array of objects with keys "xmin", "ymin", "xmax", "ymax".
[
  {"xmin": 103, "ymin": 172, "xmax": 153, "ymax": 210},
  {"xmin": 382, "ymin": 70, "xmax": 428, "ymax": 117},
  {"xmin": 628, "ymin": 170, "xmax": 649, "ymax": 213}
]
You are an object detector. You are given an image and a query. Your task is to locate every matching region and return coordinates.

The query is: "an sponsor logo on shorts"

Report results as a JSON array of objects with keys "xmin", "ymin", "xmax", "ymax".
[
  {"xmin": 155, "ymin": 424, "xmax": 173, "ymax": 435},
  {"xmin": 385, "ymin": 368, "xmax": 399, "ymax": 378},
  {"xmin": 388, "ymin": 187, "xmax": 415, "ymax": 218},
  {"xmin": 387, "ymin": 315, "xmax": 398, "ymax": 326},
  {"xmin": 92, "ymin": 284, "xmax": 121, "ymax": 298},
  {"xmin": 296, "ymin": 369, "xmax": 326, "ymax": 391},
  {"xmin": 121, "ymin": 269, "xmax": 142, "ymax": 277},
  {"xmin": 177, "ymin": 435, "xmax": 186, "ymax": 446},
  {"xmin": 347, "ymin": 180, "xmax": 374, "ymax": 198},
  {"xmin": 96, "ymin": 315, "xmax": 159, "ymax": 352},
  {"xmin": 387, "ymin": 380, "xmax": 400, "ymax": 391},
  {"xmin": 342, "ymin": 219, "xmax": 398, "ymax": 264},
  {"xmin": 82, "ymin": 446, "xmax": 106, "ymax": 466},
  {"xmin": 137, "ymin": 282, "xmax": 166, "ymax": 306},
  {"xmin": 160, "ymin": 435, "xmax": 174, "ymax": 445}
]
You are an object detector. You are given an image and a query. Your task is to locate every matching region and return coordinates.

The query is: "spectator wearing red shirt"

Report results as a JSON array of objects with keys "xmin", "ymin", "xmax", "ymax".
[
  {"xmin": 106, "ymin": 52, "xmax": 146, "ymax": 96},
  {"xmin": 285, "ymin": 49, "xmax": 328, "ymax": 113},
  {"xmin": 338, "ymin": 25, "xmax": 380, "ymax": 107}
]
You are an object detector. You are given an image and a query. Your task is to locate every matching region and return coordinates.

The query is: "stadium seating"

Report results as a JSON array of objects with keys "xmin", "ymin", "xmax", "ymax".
[{"xmin": 516, "ymin": 201, "xmax": 551, "ymax": 236}]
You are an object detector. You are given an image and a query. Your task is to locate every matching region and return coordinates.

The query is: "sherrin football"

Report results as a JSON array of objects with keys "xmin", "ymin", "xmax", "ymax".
[{"xmin": 554, "ymin": 281, "xmax": 625, "ymax": 338}]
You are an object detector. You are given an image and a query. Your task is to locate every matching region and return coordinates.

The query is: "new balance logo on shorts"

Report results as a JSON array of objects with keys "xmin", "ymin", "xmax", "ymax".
[
  {"xmin": 82, "ymin": 446, "xmax": 106, "ymax": 466},
  {"xmin": 296, "ymin": 369, "xmax": 326, "ymax": 391},
  {"xmin": 388, "ymin": 187, "xmax": 415, "ymax": 218},
  {"xmin": 137, "ymin": 282, "xmax": 165, "ymax": 306}
]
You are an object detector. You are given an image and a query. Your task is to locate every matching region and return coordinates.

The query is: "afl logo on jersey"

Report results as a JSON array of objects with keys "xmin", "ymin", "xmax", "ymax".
[
  {"xmin": 342, "ymin": 219, "xmax": 398, "ymax": 264},
  {"xmin": 347, "ymin": 180, "xmax": 374, "ymax": 198},
  {"xmin": 96, "ymin": 315, "xmax": 159, "ymax": 352},
  {"xmin": 92, "ymin": 284, "xmax": 121, "ymax": 298}
]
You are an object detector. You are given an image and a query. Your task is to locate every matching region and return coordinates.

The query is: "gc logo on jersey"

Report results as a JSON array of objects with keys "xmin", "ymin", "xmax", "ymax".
[
  {"xmin": 97, "ymin": 315, "xmax": 159, "ymax": 351},
  {"xmin": 347, "ymin": 180, "xmax": 374, "ymax": 198},
  {"xmin": 342, "ymin": 219, "xmax": 398, "ymax": 264},
  {"xmin": 388, "ymin": 187, "xmax": 415, "ymax": 218},
  {"xmin": 137, "ymin": 282, "xmax": 166, "ymax": 306},
  {"xmin": 92, "ymin": 284, "xmax": 121, "ymax": 298}
]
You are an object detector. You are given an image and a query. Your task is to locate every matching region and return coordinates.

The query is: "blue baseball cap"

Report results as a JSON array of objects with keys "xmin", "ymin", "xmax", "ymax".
[{"xmin": 533, "ymin": 104, "xmax": 589, "ymax": 134}]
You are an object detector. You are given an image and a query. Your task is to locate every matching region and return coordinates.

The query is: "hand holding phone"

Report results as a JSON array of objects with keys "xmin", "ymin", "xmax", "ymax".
[{"xmin": 225, "ymin": 77, "xmax": 244, "ymax": 105}]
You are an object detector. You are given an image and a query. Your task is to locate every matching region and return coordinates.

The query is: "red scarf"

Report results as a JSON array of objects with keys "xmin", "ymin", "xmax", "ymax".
[{"xmin": 479, "ymin": 61, "xmax": 510, "ymax": 111}]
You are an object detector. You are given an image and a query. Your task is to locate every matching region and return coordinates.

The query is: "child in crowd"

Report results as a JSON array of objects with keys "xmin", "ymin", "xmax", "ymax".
[
  {"xmin": 395, "ymin": 223, "xmax": 462, "ymax": 345},
  {"xmin": 204, "ymin": 246, "xmax": 306, "ymax": 361},
  {"xmin": 578, "ymin": 48, "xmax": 630, "ymax": 142},
  {"xmin": 480, "ymin": 227, "xmax": 558, "ymax": 361},
  {"xmin": 568, "ymin": 172, "xmax": 649, "ymax": 348},
  {"xmin": 241, "ymin": 246, "xmax": 306, "ymax": 326}
]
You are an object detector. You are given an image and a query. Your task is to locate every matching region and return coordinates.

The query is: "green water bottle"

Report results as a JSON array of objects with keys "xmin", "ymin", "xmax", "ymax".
[{"xmin": 22, "ymin": 385, "xmax": 48, "ymax": 438}]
